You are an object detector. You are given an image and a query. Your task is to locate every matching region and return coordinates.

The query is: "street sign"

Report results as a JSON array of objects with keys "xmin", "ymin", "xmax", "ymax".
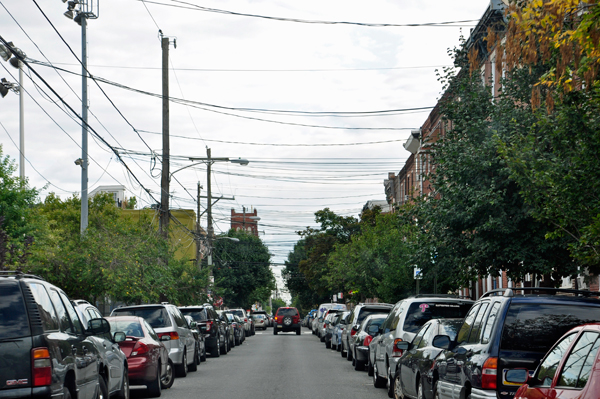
[{"xmin": 414, "ymin": 267, "xmax": 423, "ymax": 280}]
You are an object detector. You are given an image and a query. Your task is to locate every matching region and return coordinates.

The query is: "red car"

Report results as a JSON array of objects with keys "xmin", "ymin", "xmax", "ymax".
[
  {"xmin": 105, "ymin": 316, "xmax": 173, "ymax": 397},
  {"xmin": 273, "ymin": 307, "xmax": 301, "ymax": 335},
  {"xmin": 510, "ymin": 323, "xmax": 600, "ymax": 399}
]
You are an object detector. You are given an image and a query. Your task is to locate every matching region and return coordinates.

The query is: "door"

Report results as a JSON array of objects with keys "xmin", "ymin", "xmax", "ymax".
[{"xmin": 401, "ymin": 323, "xmax": 430, "ymax": 398}]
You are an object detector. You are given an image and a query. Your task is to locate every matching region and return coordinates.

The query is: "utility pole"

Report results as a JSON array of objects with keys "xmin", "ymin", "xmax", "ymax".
[
  {"xmin": 159, "ymin": 33, "xmax": 173, "ymax": 238},
  {"xmin": 80, "ymin": 14, "xmax": 89, "ymax": 234},
  {"xmin": 196, "ymin": 182, "xmax": 202, "ymax": 271},
  {"xmin": 16, "ymin": 59, "xmax": 24, "ymax": 179},
  {"xmin": 206, "ymin": 148, "xmax": 213, "ymax": 279}
]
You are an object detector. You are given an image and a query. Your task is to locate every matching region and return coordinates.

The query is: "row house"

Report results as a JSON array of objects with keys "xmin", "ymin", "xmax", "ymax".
[
  {"xmin": 384, "ymin": 0, "xmax": 598, "ymax": 297},
  {"xmin": 230, "ymin": 207, "xmax": 260, "ymax": 237}
]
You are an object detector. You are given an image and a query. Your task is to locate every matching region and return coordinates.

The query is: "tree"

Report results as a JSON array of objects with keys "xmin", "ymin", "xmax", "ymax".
[{"xmin": 211, "ymin": 229, "xmax": 275, "ymax": 309}]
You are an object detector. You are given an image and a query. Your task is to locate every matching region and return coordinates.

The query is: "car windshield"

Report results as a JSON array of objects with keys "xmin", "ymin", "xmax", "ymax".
[
  {"xmin": 230, "ymin": 310, "xmax": 245, "ymax": 318},
  {"xmin": 108, "ymin": 320, "xmax": 145, "ymax": 338},
  {"xmin": 277, "ymin": 308, "xmax": 298, "ymax": 316},
  {"xmin": 0, "ymin": 283, "xmax": 30, "ymax": 339},
  {"xmin": 403, "ymin": 302, "xmax": 473, "ymax": 333},
  {"xmin": 179, "ymin": 309, "xmax": 207, "ymax": 321},
  {"xmin": 112, "ymin": 307, "xmax": 172, "ymax": 329},
  {"xmin": 438, "ymin": 320, "xmax": 463, "ymax": 341},
  {"xmin": 357, "ymin": 308, "xmax": 391, "ymax": 325},
  {"xmin": 501, "ymin": 303, "xmax": 600, "ymax": 352}
]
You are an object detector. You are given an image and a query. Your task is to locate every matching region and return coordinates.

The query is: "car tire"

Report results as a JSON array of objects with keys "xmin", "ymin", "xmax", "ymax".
[
  {"xmin": 341, "ymin": 342, "xmax": 346, "ymax": 357},
  {"xmin": 221, "ymin": 338, "xmax": 228, "ymax": 355},
  {"xmin": 211, "ymin": 341, "xmax": 220, "ymax": 357},
  {"xmin": 387, "ymin": 365, "xmax": 395, "ymax": 398},
  {"xmin": 394, "ymin": 370, "xmax": 404, "ymax": 399},
  {"xmin": 147, "ymin": 361, "xmax": 162, "ymax": 397},
  {"xmin": 200, "ymin": 346, "xmax": 207, "ymax": 362},
  {"xmin": 325, "ymin": 339, "xmax": 331, "ymax": 348},
  {"xmin": 189, "ymin": 347, "xmax": 198, "ymax": 372},
  {"xmin": 63, "ymin": 387, "xmax": 72, "ymax": 399},
  {"xmin": 97, "ymin": 376, "xmax": 108, "ymax": 399},
  {"xmin": 417, "ymin": 378, "xmax": 424, "ymax": 399},
  {"xmin": 296, "ymin": 328, "xmax": 301, "ymax": 335},
  {"xmin": 331, "ymin": 342, "xmax": 337, "ymax": 350},
  {"xmin": 273, "ymin": 328, "xmax": 278, "ymax": 335},
  {"xmin": 368, "ymin": 359, "xmax": 374, "ymax": 376},
  {"xmin": 354, "ymin": 352, "xmax": 364, "ymax": 371},
  {"xmin": 176, "ymin": 351, "xmax": 188, "ymax": 377},
  {"xmin": 116, "ymin": 368, "xmax": 129, "ymax": 399},
  {"xmin": 373, "ymin": 362, "xmax": 387, "ymax": 388},
  {"xmin": 347, "ymin": 346, "xmax": 353, "ymax": 361},
  {"xmin": 160, "ymin": 359, "xmax": 174, "ymax": 389}
]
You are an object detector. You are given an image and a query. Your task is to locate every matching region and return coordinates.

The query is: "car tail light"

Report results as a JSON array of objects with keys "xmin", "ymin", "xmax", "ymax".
[
  {"xmin": 245, "ymin": 318, "xmax": 248, "ymax": 322},
  {"xmin": 392, "ymin": 338, "xmax": 404, "ymax": 357},
  {"xmin": 350, "ymin": 328, "xmax": 358, "ymax": 337},
  {"xmin": 32, "ymin": 348, "xmax": 52, "ymax": 387},
  {"xmin": 482, "ymin": 357, "xmax": 498, "ymax": 389},
  {"xmin": 364, "ymin": 335, "xmax": 373, "ymax": 346},
  {"xmin": 158, "ymin": 331, "xmax": 179, "ymax": 340},
  {"xmin": 205, "ymin": 321, "xmax": 213, "ymax": 332},
  {"xmin": 131, "ymin": 341, "xmax": 149, "ymax": 356}
]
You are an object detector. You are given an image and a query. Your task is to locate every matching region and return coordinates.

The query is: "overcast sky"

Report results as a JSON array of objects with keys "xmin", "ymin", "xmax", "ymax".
[{"xmin": 1, "ymin": 0, "xmax": 489, "ymax": 265}]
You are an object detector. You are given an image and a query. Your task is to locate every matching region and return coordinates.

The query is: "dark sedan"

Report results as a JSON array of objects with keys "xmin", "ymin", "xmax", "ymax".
[
  {"xmin": 105, "ymin": 316, "xmax": 173, "ymax": 397},
  {"xmin": 395, "ymin": 318, "xmax": 463, "ymax": 399},
  {"xmin": 352, "ymin": 314, "xmax": 387, "ymax": 371}
]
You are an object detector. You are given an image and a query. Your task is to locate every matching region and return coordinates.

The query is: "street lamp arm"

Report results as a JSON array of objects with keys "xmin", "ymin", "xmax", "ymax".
[{"xmin": 169, "ymin": 161, "xmax": 205, "ymax": 181}]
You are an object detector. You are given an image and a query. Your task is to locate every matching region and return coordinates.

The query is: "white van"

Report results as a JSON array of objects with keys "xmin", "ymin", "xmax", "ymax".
[{"xmin": 312, "ymin": 303, "xmax": 347, "ymax": 334}]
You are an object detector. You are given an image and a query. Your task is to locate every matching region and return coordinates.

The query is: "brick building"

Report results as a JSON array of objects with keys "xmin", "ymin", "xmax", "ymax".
[{"xmin": 231, "ymin": 207, "xmax": 260, "ymax": 237}]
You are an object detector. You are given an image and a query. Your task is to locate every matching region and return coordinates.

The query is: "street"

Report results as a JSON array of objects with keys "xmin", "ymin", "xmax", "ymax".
[{"xmin": 131, "ymin": 329, "xmax": 387, "ymax": 399}]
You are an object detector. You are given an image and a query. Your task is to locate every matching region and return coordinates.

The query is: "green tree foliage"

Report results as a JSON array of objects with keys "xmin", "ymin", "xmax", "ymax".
[
  {"xmin": 29, "ymin": 193, "xmax": 207, "ymax": 304},
  {"xmin": 211, "ymin": 229, "xmax": 275, "ymax": 309}
]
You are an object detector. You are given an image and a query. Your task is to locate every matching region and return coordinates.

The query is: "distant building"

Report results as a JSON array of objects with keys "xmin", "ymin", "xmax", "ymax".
[
  {"xmin": 231, "ymin": 207, "xmax": 260, "ymax": 237},
  {"xmin": 89, "ymin": 185, "xmax": 126, "ymax": 207},
  {"xmin": 362, "ymin": 200, "xmax": 391, "ymax": 214}
]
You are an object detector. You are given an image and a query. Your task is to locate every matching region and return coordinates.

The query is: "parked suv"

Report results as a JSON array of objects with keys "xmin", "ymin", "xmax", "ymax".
[
  {"xmin": 229, "ymin": 308, "xmax": 252, "ymax": 336},
  {"xmin": 273, "ymin": 307, "xmax": 301, "ymax": 335},
  {"xmin": 432, "ymin": 288, "xmax": 600, "ymax": 399},
  {"xmin": 112, "ymin": 303, "xmax": 197, "ymax": 377},
  {"xmin": 0, "ymin": 271, "xmax": 121, "ymax": 399},
  {"xmin": 73, "ymin": 300, "xmax": 129, "ymax": 398},
  {"xmin": 372, "ymin": 295, "xmax": 473, "ymax": 397},
  {"xmin": 179, "ymin": 305, "xmax": 226, "ymax": 358},
  {"xmin": 342, "ymin": 303, "xmax": 394, "ymax": 361}
]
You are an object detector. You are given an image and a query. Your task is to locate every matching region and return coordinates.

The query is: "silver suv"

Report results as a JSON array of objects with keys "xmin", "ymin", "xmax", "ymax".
[{"xmin": 111, "ymin": 303, "xmax": 197, "ymax": 377}]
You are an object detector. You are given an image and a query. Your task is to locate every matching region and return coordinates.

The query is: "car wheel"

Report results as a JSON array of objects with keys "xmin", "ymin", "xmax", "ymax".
[
  {"xmin": 433, "ymin": 381, "xmax": 440, "ymax": 399},
  {"xmin": 325, "ymin": 339, "xmax": 331, "ymax": 348},
  {"xmin": 273, "ymin": 328, "xmax": 278, "ymax": 335},
  {"xmin": 368, "ymin": 359, "xmax": 374, "ymax": 376},
  {"xmin": 347, "ymin": 346, "xmax": 353, "ymax": 361},
  {"xmin": 417, "ymin": 378, "xmax": 424, "ymax": 399},
  {"xmin": 387, "ymin": 365, "xmax": 395, "ymax": 398},
  {"xmin": 63, "ymin": 387, "xmax": 72, "ymax": 399},
  {"xmin": 296, "ymin": 328, "xmax": 301, "ymax": 335},
  {"xmin": 189, "ymin": 347, "xmax": 198, "ymax": 372},
  {"xmin": 160, "ymin": 359, "xmax": 174, "ymax": 389},
  {"xmin": 200, "ymin": 345, "xmax": 207, "ymax": 362},
  {"xmin": 211, "ymin": 341, "xmax": 220, "ymax": 357},
  {"xmin": 221, "ymin": 337, "xmax": 228, "ymax": 355},
  {"xmin": 176, "ymin": 351, "xmax": 188, "ymax": 377},
  {"xmin": 373, "ymin": 362, "xmax": 387, "ymax": 388},
  {"xmin": 394, "ymin": 371, "xmax": 404, "ymax": 399},
  {"xmin": 341, "ymin": 343, "xmax": 346, "ymax": 357},
  {"xmin": 147, "ymin": 361, "xmax": 162, "ymax": 397},
  {"xmin": 97, "ymin": 376, "xmax": 108, "ymax": 399},
  {"xmin": 352, "ymin": 357, "xmax": 356, "ymax": 366},
  {"xmin": 331, "ymin": 342, "xmax": 337, "ymax": 350},
  {"xmin": 354, "ymin": 352, "xmax": 364, "ymax": 371},
  {"xmin": 116, "ymin": 368, "xmax": 129, "ymax": 399}
]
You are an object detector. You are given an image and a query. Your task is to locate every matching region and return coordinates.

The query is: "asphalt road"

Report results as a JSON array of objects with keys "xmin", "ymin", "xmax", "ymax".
[{"xmin": 131, "ymin": 327, "xmax": 389, "ymax": 399}]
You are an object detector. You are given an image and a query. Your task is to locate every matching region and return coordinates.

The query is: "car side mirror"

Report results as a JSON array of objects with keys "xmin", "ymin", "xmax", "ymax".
[
  {"xmin": 113, "ymin": 332, "xmax": 126, "ymax": 343},
  {"xmin": 397, "ymin": 341, "xmax": 411, "ymax": 351},
  {"xmin": 88, "ymin": 318, "xmax": 111, "ymax": 335},
  {"xmin": 432, "ymin": 334, "xmax": 452, "ymax": 350},
  {"xmin": 352, "ymin": 324, "xmax": 360, "ymax": 331},
  {"xmin": 190, "ymin": 321, "xmax": 197, "ymax": 329},
  {"xmin": 505, "ymin": 369, "xmax": 529, "ymax": 384}
]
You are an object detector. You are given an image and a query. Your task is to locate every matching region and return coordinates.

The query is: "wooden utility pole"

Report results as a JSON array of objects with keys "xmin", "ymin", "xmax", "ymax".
[
  {"xmin": 160, "ymin": 35, "xmax": 170, "ymax": 238},
  {"xmin": 196, "ymin": 182, "xmax": 202, "ymax": 270}
]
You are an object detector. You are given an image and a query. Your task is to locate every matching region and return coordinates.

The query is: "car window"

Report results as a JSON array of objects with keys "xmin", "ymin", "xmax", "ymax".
[
  {"xmin": 144, "ymin": 320, "xmax": 160, "ymax": 341},
  {"xmin": 481, "ymin": 302, "xmax": 501, "ymax": 344},
  {"xmin": 414, "ymin": 324, "xmax": 431, "ymax": 349},
  {"xmin": 169, "ymin": 307, "xmax": 186, "ymax": 328},
  {"xmin": 438, "ymin": 320, "xmax": 463, "ymax": 341},
  {"xmin": 28, "ymin": 282, "xmax": 59, "ymax": 331},
  {"xmin": 404, "ymin": 301, "xmax": 474, "ymax": 334},
  {"xmin": 277, "ymin": 308, "xmax": 298, "ymax": 317},
  {"xmin": 0, "ymin": 282, "xmax": 30, "ymax": 339},
  {"xmin": 357, "ymin": 308, "xmax": 391, "ymax": 326},
  {"xmin": 557, "ymin": 331, "xmax": 600, "ymax": 389},
  {"xmin": 110, "ymin": 320, "xmax": 144, "ymax": 337},
  {"xmin": 113, "ymin": 307, "xmax": 172, "ymax": 328},
  {"xmin": 457, "ymin": 304, "xmax": 481, "ymax": 344},
  {"xmin": 390, "ymin": 302, "xmax": 407, "ymax": 331},
  {"xmin": 180, "ymin": 309, "xmax": 208, "ymax": 321},
  {"xmin": 467, "ymin": 302, "xmax": 489, "ymax": 344},
  {"xmin": 501, "ymin": 304, "xmax": 600, "ymax": 352},
  {"xmin": 535, "ymin": 333, "xmax": 577, "ymax": 387},
  {"xmin": 60, "ymin": 292, "xmax": 84, "ymax": 335},
  {"xmin": 48, "ymin": 289, "xmax": 75, "ymax": 334},
  {"xmin": 230, "ymin": 310, "xmax": 245, "ymax": 318}
]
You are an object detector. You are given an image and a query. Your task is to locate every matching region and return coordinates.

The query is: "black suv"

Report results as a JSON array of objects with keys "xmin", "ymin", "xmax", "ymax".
[
  {"xmin": 432, "ymin": 287, "xmax": 600, "ymax": 399},
  {"xmin": 0, "ymin": 271, "xmax": 122, "ymax": 399},
  {"xmin": 179, "ymin": 305, "xmax": 226, "ymax": 357}
]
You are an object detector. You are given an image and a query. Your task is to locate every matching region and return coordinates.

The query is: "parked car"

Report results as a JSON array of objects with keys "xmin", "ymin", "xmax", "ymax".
[
  {"xmin": 352, "ymin": 314, "xmax": 388, "ymax": 371},
  {"xmin": 105, "ymin": 316, "xmax": 172, "ymax": 396},
  {"xmin": 227, "ymin": 313, "xmax": 245, "ymax": 345},
  {"xmin": 394, "ymin": 318, "xmax": 463, "ymax": 399},
  {"xmin": 179, "ymin": 305, "xmax": 226, "ymax": 358},
  {"xmin": 183, "ymin": 315, "xmax": 206, "ymax": 363},
  {"xmin": 111, "ymin": 303, "xmax": 197, "ymax": 377},
  {"xmin": 73, "ymin": 300, "xmax": 129, "ymax": 398},
  {"xmin": 0, "ymin": 271, "xmax": 119, "ymax": 399},
  {"xmin": 507, "ymin": 323, "xmax": 600, "ymax": 399},
  {"xmin": 342, "ymin": 303, "xmax": 394, "ymax": 362},
  {"xmin": 252, "ymin": 310, "xmax": 271, "ymax": 327},
  {"xmin": 372, "ymin": 296, "xmax": 473, "ymax": 397},
  {"xmin": 313, "ymin": 303, "xmax": 347, "ymax": 335},
  {"xmin": 322, "ymin": 310, "xmax": 345, "ymax": 347},
  {"xmin": 217, "ymin": 311, "xmax": 235, "ymax": 352},
  {"xmin": 332, "ymin": 311, "xmax": 352, "ymax": 352},
  {"xmin": 229, "ymin": 308, "xmax": 252, "ymax": 336},
  {"xmin": 325, "ymin": 312, "xmax": 343, "ymax": 349},
  {"xmin": 252, "ymin": 313, "xmax": 268, "ymax": 330},
  {"xmin": 432, "ymin": 287, "xmax": 600, "ymax": 399},
  {"xmin": 273, "ymin": 306, "xmax": 302, "ymax": 335}
]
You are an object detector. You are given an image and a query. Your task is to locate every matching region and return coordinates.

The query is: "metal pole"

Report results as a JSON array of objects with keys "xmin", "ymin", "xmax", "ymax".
[
  {"xmin": 18, "ymin": 63, "xmax": 24, "ymax": 179},
  {"xmin": 207, "ymin": 148, "xmax": 213, "ymax": 276},
  {"xmin": 80, "ymin": 15, "xmax": 89, "ymax": 234},
  {"xmin": 196, "ymin": 181, "xmax": 201, "ymax": 271},
  {"xmin": 159, "ymin": 36, "xmax": 170, "ymax": 238}
]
